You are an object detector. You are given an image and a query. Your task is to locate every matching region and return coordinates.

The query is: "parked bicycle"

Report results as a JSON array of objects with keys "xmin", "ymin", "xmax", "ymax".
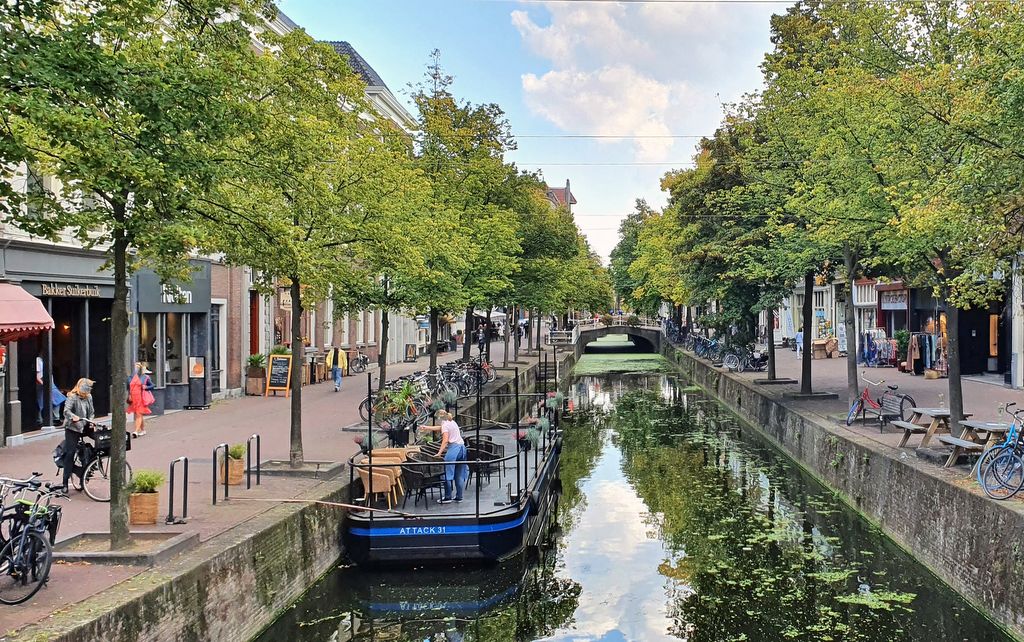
[
  {"xmin": 722, "ymin": 344, "xmax": 769, "ymax": 373},
  {"xmin": 349, "ymin": 351, "xmax": 370, "ymax": 374},
  {"xmin": 846, "ymin": 373, "xmax": 916, "ymax": 427},
  {"xmin": 977, "ymin": 403, "xmax": 1024, "ymax": 500},
  {"xmin": 0, "ymin": 476, "xmax": 66, "ymax": 604},
  {"xmin": 53, "ymin": 421, "xmax": 133, "ymax": 502}
]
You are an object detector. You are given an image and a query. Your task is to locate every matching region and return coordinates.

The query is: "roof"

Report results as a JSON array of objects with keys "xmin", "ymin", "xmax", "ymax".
[
  {"xmin": 323, "ymin": 41, "xmax": 389, "ymax": 90},
  {"xmin": 544, "ymin": 182, "xmax": 577, "ymax": 208}
]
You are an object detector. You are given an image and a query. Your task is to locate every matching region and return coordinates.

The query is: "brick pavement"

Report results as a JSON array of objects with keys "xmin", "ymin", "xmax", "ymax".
[{"xmin": 0, "ymin": 341, "xmax": 509, "ymax": 635}]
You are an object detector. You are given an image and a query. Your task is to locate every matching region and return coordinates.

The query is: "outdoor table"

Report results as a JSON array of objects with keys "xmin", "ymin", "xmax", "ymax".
[
  {"xmin": 959, "ymin": 421, "xmax": 1011, "ymax": 448},
  {"xmin": 906, "ymin": 407, "xmax": 972, "ymax": 448}
]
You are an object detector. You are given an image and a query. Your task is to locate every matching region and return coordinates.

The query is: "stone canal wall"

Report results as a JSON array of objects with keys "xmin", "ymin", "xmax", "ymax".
[
  {"xmin": 10, "ymin": 352, "xmax": 573, "ymax": 642},
  {"xmin": 665, "ymin": 344, "xmax": 1024, "ymax": 639}
]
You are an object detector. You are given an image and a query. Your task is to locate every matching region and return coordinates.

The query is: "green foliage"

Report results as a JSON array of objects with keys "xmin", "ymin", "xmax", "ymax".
[
  {"xmin": 227, "ymin": 444, "xmax": 245, "ymax": 460},
  {"xmin": 129, "ymin": 470, "xmax": 165, "ymax": 494},
  {"xmin": 893, "ymin": 329, "xmax": 911, "ymax": 362},
  {"xmin": 247, "ymin": 354, "xmax": 267, "ymax": 368},
  {"xmin": 269, "ymin": 345, "xmax": 290, "ymax": 356}
]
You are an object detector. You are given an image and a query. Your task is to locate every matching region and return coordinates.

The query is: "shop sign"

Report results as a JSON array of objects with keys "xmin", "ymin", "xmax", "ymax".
[
  {"xmin": 880, "ymin": 290, "xmax": 908, "ymax": 311},
  {"xmin": 279, "ymin": 290, "xmax": 292, "ymax": 310},
  {"xmin": 39, "ymin": 283, "xmax": 102, "ymax": 298},
  {"xmin": 135, "ymin": 262, "xmax": 211, "ymax": 313}
]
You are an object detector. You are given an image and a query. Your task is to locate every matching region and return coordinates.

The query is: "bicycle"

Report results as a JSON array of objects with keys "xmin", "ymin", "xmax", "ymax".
[
  {"xmin": 0, "ymin": 481, "xmax": 66, "ymax": 604},
  {"xmin": 976, "ymin": 404, "xmax": 1024, "ymax": 500},
  {"xmin": 349, "ymin": 351, "xmax": 370, "ymax": 374},
  {"xmin": 53, "ymin": 421, "xmax": 133, "ymax": 502},
  {"xmin": 845, "ymin": 372, "xmax": 916, "ymax": 428}
]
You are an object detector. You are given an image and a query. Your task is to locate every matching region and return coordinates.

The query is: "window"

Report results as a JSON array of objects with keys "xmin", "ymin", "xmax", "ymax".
[
  {"xmin": 356, "ymin": 311, "xmax": 365, "ymax": 345},
  {"xmin": 138, "ymin": 313, "xmax": 161, "ymax": 386},
  {"xmin": 164, "ymin": 313, "xmax": 188, "ymax": 384},
  {"xmin": 340, "ymin": 314, "xmax": 350, "ymax": 347}
]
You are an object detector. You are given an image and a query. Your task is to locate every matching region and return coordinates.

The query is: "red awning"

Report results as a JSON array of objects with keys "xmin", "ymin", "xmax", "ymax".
[{"xmin": 0, "ymin": 283, "xmax": 54, "ymax": 343}]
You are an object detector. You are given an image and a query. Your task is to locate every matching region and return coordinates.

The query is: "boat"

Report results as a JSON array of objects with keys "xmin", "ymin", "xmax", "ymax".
[{"xmin": 344, "ymin": 424, "xmax": 562, "ymax": 565}]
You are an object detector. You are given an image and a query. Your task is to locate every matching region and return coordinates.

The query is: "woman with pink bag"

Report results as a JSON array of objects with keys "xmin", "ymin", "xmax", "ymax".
[{"xmin": 126, "ymin": 362, "xmax": 155, "ymax": 437}]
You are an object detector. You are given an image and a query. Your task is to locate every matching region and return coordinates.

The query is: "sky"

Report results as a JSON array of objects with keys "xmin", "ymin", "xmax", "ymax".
[{"xmin": 277, "ymin": 0, "xmax": 781, "ymax": 261}]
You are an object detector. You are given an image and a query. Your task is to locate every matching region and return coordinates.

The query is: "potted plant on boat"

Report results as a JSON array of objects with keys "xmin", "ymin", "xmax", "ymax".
[
  {"xmin": 221, "ymin": 443, "xmax": 246, "ymax": 485},
  {"xmin": 246, "ymin": 353, "xmax": 266, "ymax": 396},
  {"xmin": 128, "ymin": 469, "xmax": 165, "ymax": 525}
]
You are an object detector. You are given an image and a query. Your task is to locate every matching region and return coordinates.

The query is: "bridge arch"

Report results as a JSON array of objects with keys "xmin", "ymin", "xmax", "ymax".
[{"xmin": 577, "ymin": 324, "xmax": 661, "ymax": 354}]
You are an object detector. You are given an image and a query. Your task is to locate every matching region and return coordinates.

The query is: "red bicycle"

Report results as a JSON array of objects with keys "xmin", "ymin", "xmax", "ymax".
[{"xmin": 846, "ymin": 372, "xmax": 916, "ymax": 428}]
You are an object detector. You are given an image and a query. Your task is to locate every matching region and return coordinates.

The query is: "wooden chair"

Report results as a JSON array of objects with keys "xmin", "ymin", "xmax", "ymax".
[
  {"xmin": 356, "ymin": 466, "xmax": 395, "ymax": 509},
  {"xmin": 364, "ymin": 455, "xmax": 405, "ymax": 497}
]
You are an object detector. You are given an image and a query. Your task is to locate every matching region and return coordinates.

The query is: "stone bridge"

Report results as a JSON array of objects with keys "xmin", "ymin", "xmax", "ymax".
[{"xmin": 576, "ymin": 323, "xmax": 662, "ymax": 353}]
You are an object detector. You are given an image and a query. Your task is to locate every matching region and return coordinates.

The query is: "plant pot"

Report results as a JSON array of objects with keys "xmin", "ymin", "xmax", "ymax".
[
  {"xmin": 221, "ymin": 457, "xmax": 245, "ymax": 485},
  {"xmin": 129, "ymin": 492, "xmax": 159, "ymax": 525},
  {"xmin": 245, "ymin": 376, "xmax": 265, "ymax": 396}
]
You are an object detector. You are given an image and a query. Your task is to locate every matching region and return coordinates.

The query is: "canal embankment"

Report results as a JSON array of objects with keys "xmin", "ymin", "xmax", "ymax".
[
  {"xmin": 665, "ymin": 342, "xmax": 1024, "ymax": 638},
  {"xmin": 6, "ymin": 351, "xmax": 575, "ymax": 642}
]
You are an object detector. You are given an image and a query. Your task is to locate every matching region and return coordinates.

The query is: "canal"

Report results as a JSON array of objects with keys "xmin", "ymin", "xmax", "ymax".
[{"xmin": 254, "ymin": 336, "xmax": 1014, "ymax": 641}]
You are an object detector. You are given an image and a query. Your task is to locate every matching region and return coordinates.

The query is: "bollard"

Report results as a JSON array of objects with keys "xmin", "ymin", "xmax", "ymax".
[
  {"xmin": 246, "ymin": 434, "xmax": 261, "ymax": 489},
  {"xmin": 166, "ymin": 456, "xmax": 189, "ymax": 524},
  {"xmin": 212, "ymin": 443, "xmax": 228, "ymax": 505}
]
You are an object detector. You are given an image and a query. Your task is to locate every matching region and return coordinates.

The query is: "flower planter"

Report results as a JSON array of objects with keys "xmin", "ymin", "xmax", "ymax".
[
  {"xmin": 221, "ymin": 457, "xmax": 245, "ymax": 486},
  {"xmin": 245, "ymin": 375, "xmax": 265, "ymax": 396},
  {"xmin": 129, "ymin": 492, "xmax": 159, "ymax": 525}
]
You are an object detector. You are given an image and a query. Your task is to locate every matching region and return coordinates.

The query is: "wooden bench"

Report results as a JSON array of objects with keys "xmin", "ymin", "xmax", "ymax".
[
  {"xmin": 862, "ymin": 394, "xmax": 903, "ymax": 432},
  {"xmin": 892, "ymin": 420, "xmax": 927, "ymax": 448},
  {"xmin": 936, "ymin": 435, "xmax": 984, "ymax": 468}
]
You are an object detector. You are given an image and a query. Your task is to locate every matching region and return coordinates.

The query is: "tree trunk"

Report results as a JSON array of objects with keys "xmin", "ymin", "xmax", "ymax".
[
  {"xmin": 767, "ymin": 305, "xmax": 778, "ymax": 381},
  {"xmin": 536, "ymin": 309, "xmax": 542, "ymax": 350},
  {"xmin": 513, "ymin": 305, "xmax": 520, "ymax": 361},
  {"xmin": 843, "ymin": 246, "xmax": 860, "ymax": 406},
  {"xmin": 673, "ymin": 304, "xmax": 683, "ymax": 327},
  {"xmin": 945, "ymin": 289, "xmax": 965, "ymax": 435},
  {"xmin": 289, "ymin": 277, "xmax": 304, "ymax": 467},
  {"xmin": 526, "ymin": 308, "xmax": 533, "ymax": 352},
  {"xmin": 485, "ymin": 308, "xmax": 492, "ymax": 362},
  {"xmin": 503, "ymin": 302, "xmax": 510, "ymax": 368},
  {"xmin": 462, "ymin": 305, "xmax": 474, "ymax": 361},
  {"xmin": 428, "ymin": 307, "xmax": 439, "ymax": 376},
  {"xmin": 685, "ymin": 305, "xmax": 692, "ymax": 335},
  {"xmin": 378, "ymin": 309, "xmax": 389, "ymax": 395},
  {"xmin": 801, "ymin": 271, "xmax": 814, "ymax": 395},
  {"xmin": 108, "ymin": 217, "xmax": 130, "ymax": 549}
]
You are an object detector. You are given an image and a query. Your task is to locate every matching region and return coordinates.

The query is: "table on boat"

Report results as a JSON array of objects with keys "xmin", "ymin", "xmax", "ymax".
[{"xmin": 893, "ymin": 408, "xmax": 971, "ymax": 449}]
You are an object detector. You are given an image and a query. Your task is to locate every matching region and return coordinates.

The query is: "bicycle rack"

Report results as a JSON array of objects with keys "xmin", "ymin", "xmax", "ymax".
[
  {"xmin": 166, "ymin": 456, "xmax": 189, "ymax": 524},
  {"xmin": 212, "ymin": 443, "xmax": 229, "ymax": 505},
  {"xmin": 246, "ymin": 434, "xmax": 261, "ymax": 489}
]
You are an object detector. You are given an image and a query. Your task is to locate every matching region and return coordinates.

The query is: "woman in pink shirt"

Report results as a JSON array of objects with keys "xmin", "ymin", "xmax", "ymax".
[{"xmin": 423, "ymin": 410, "xmax": 468, "ymax": 504}]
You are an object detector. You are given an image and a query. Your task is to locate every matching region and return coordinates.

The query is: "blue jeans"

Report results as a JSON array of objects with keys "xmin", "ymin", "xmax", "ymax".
[
  {"xmin": 332, "ymin": 366, "xmax": 342, "ymax": 390},
  {"xmin": 443, "ymin": 443, "xmax": 469, "ymax": 501}
]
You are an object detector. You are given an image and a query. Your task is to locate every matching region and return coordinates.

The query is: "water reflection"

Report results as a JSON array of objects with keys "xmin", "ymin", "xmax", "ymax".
[{"xmin": 254, "ymin": 368, "xmax": 1012, "ymax": 642}]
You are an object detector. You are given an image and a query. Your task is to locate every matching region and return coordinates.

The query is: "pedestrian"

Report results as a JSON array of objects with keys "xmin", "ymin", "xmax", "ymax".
[
  {"xmin": 60, "ymin": 378, "xmax": 95, "ymax": 492},
  {"xmin": 326, "ymin": 345, "xmax": 346, "ymax": 392},
  {"xmin": 126, "ymin": 362, "xmax": 155, "ymax": 437},
  {"xmin": 477, "ymin": 323, "xmax": 487, "ymax": 356},
  {"xmin": 795, "ymin": 327, "xmax": 804, "ymax": 359},
  {"xmin": 498, "ymin": 322, "xmax": 505, "ymax": 341},
  {"xmin": 35, "ymin": 354, "xmax": 66, "ymax": 426},
  {"xmin": 422, "ymin": 410, "xmax": 468, "ymax": 504}
]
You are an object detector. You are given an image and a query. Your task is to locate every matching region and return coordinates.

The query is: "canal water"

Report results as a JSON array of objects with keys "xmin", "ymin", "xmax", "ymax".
[{"xmin": 254, "ymin": 336, "xmax": 1014, "ymax": 642}]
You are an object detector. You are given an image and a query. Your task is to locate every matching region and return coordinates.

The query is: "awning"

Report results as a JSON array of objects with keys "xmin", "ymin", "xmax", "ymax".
[{"xmin": 0, "ymin": 283, "xmax": 54, "ymax": 343}]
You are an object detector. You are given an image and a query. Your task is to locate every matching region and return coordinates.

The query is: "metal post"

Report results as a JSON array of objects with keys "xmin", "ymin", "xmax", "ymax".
[
  {"xmin": 212, "ymin": 443, "xmax": 227, "ymax": 505},
  {"xmin": 514, "ymin": 367, "xmax": 521, "ymax": 502},
  {"xmin": 367, "ymin": 372, "xmax": 373, "ymax": 522},
  {"xmin": 246, "ymin": 433, "xmax": 261, "ymax": 489},
  {"xmin": 166, "ymin": 456, "xmax": 189, "ymax": 524},
  {"xmin": 475, "ymin": 364, "xmax": 481, "ymax": 518}
]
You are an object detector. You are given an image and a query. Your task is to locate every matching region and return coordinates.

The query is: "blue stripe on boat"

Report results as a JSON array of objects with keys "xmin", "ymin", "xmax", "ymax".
[{"xmin": 350, "ymin": 511, "xmax": 528, "ymax": 537}]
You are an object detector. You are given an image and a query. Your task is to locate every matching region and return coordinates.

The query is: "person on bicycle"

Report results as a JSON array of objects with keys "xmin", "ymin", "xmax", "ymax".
[{"xmin": 60, "ymin": 378, "xmax": 95, "ymax": 492}]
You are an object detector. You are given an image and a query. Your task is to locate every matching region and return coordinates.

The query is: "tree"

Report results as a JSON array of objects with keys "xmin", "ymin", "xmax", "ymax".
[
  {"xmin": 201, "ymin": 29, "xmax": 425, "ymax": 466},
  {"xmin": 0, "ymin": 0, "xmax": 269, "ymax": 546}
]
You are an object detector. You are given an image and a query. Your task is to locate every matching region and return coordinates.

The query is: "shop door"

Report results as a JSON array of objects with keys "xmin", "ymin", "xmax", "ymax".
[
  {"xmin": 958, "ymin": 308, "xmax": 988, "ymax": 376},
  {"xmin": 249, "ymin": 291, "xmax": 259, "ymax": 356},
  {"xmin": 88, "ymin": 299, "xmax": 112, "ymax": 417},
  {"xmin": 210, "ymin": 305, "xmax": 222, "ymax": 394}
]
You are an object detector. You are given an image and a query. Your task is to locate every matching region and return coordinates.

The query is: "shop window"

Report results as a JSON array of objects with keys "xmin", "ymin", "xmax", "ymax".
[
  {"xmin": 990, "ymin": 314, "xmax": 999, "ymax": 357},
  {"xmin": 165, "ymin": 313, "xmax": 188, "ymax": 384},
  {"xmin": 356, "ymin": 312, "xmax": 365, "ymax": 345},
  {"xmin": 138, "ymin": 313, "xmax": 161, "ymax": 386}
]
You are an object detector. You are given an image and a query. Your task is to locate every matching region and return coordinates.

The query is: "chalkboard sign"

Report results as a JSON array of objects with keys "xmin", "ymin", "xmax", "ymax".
[{"xmin": 265, "ymin": 354, "xmax": 292, "ymax": 397}]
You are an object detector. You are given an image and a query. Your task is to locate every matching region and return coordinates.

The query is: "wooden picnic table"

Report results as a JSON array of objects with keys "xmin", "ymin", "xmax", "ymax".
[
  {"xmin": 892, "ymin": 407, "xmax": 972, "ymax": 449},
  {"xmin": 936, "ymin": 421, "xmax": 1011, "ymax": 469}
]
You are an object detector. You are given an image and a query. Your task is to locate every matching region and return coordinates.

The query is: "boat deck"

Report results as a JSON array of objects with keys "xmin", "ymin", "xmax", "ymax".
[{"xmin": 353, "ymin": 426, "xmax": 551, "ymax": 520}]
